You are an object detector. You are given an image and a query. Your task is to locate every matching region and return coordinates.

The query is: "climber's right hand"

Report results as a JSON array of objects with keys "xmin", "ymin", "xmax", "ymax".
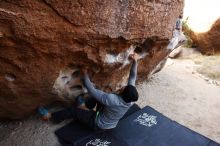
[
  {"xmin": 130, "ymin": 53, "xmax": 139, "ymax": 62},
  {"xmin": 81, "ymin": 67, "xmax": 88, "ymax": 75}
]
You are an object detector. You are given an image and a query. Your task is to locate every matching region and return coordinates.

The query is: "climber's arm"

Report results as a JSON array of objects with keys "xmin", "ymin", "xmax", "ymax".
[
  {"xmin": 82, "ymin": 73, "xmax": 114, "ymax": 105},
  {"xmin": 128, "ymin": 53, "xmax": 138, "ymax": 86},
  {"xmin": 128, "ymin": 61, "xmax": 137, "ymax": 86}
]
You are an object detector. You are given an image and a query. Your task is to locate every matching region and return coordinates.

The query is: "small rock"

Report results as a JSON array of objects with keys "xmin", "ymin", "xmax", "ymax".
[
  {"xmin": 204, "ymin": 78, "xmax": 209, "ymax": 81},
  {"xmin": 19, "ymin": 122, "xmax": 22, "ymax": 126},
  {"xmin": 11, "ymin": 131, "xmax": 16, "ymax": 135},
  {"xmin": 169, "ymin": 47, "xmax": 182, "ymax": 58}
]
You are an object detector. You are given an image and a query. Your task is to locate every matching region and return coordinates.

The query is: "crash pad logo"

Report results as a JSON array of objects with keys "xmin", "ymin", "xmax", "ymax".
[
  {"xmin": 86, "ymin": 139, "xmax": 111, "ymax": 146},
  {"xmin": 134, "ymin": 113, "xmax": 157, "ymax": 127}
]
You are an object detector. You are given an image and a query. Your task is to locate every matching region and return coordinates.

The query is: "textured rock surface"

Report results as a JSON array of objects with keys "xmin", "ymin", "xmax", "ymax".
[
  {"xmin": 0, "ymin": 0, "xmax": 183, "ymax": 119},
  {"xmin": 190, "ymin": 18, "xmax": 220, "ymax": 55}
]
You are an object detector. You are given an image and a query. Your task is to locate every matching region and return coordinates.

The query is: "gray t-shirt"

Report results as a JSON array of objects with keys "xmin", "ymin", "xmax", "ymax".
[{"xmin": 95, "ymin": 92, "xmax": 132, "ymax": 129}]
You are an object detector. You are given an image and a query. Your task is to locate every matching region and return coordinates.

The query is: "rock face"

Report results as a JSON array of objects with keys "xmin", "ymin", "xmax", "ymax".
[
  {"xmin": 0, "ymin": 0, "xmax": 183, "ymax": 119},
  {"xmin": 190, "ymin": 18, "xmax": 220, "ymax": 55}
]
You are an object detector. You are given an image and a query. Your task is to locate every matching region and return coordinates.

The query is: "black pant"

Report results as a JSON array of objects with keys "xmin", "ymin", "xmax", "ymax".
[
  {"xmin": 85, "ymin": 97, "xmax": 97, "ymax": 110},
  {"xmin": 52, "ymin": 107, "xmax": 100, "ymax": 131}
]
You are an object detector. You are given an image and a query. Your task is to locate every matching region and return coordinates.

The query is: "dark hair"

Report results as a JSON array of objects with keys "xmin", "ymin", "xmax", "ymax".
[{"xmin": 121, "ymin": 85, "xmax": 139, "ymax": 103}]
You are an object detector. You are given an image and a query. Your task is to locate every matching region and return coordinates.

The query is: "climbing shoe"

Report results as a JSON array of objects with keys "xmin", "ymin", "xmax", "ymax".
[
  {"xmin": 38, "ymin": 106, "xmax": 51, "ymax": 121},
  {"xmin": 75, "ymin": 95, "xmax": 85, "ymax": 106}
]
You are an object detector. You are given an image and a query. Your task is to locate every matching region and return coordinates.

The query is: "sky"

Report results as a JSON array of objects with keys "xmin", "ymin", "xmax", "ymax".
[{"xmin": 183, "ymin": 0, "xmax": 220, "ymax": 33}]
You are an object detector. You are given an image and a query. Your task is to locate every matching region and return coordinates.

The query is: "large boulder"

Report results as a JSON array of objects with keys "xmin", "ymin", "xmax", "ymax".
[
  {"xmin": 0, "ymin": 0, "xmax": 183, "ymax": 119},
  {"xmin": 190, "ymin": 18, "xmax": 220, "ymax": 55}
]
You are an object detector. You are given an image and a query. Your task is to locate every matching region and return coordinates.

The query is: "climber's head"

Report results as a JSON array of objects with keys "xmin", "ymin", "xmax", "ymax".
[{"xmin": 121, "ymin": 85, "xmax": 139, "ymax": 103}]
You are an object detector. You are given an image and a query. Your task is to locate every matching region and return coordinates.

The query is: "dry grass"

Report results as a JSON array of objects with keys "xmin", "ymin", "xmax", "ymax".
[
  {"xmin": 177, "ymin": 47, "xmax": 220, "ymax": 81},
  {"xmin": 193, "ymin": 55, "xmax": 220, "ymax": 81}
]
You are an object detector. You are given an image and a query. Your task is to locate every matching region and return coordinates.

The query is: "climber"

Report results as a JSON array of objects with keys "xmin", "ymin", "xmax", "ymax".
[
  {"xmin": 167, "ymin": 14, "xmax": 187, "ymax": 50},
  {"xmin": 175, "ymin": 14, "xmax": 183, "ymax": 31},
  {"xmin": 38, "ymin": 52, "xmax": 140, "ymax": 131}
]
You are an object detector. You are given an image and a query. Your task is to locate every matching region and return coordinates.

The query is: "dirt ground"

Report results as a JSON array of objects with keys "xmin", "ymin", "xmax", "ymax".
[
  {"xmin": 0, "ymin": 48, "xmax": 220, "ymax": 146},
  {"xmin": 137, "ymin": 48, "xmax": 220, "ymax": 143}
]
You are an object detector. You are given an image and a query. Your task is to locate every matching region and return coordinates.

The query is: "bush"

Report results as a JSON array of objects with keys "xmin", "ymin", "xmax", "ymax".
[{"xmin": 182, "ymin": 18, "xmax": 194, "ymax": 48}]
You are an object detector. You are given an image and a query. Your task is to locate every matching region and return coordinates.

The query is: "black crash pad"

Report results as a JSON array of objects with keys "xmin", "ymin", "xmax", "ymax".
[
  {"xmin": 109, "ymin": 106, "xmax": 220, "ymax": 146},
  {"xmin": 55, "ymin": 105, "xmax": 220, "ymax": 146},
  {"xmin": 55, "ymin": 103, "xmax": 141, "ymax": 146}
]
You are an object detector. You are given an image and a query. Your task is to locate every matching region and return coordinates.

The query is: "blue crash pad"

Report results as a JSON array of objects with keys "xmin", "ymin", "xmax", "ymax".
[{"xmin": 55, "ymin": 105, "xmax": 220, "ymax": 146}]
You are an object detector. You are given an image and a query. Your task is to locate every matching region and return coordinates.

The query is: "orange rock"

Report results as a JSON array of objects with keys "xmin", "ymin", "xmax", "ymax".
[
  {"xmin": 0, "ymin": 0, "xmax": 183, "ymax": 119},
  {"xmin": 191, "ymin": 18, "xmax": 220, "ymax": 55}
]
